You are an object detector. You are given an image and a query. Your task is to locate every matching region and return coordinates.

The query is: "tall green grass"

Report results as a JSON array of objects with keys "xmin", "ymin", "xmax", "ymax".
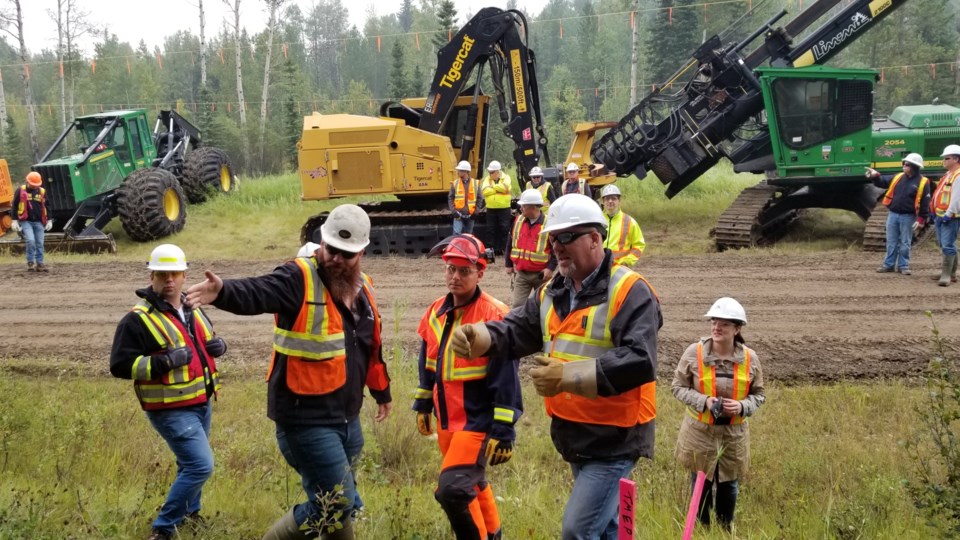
[{"xmin": 0, "ymin": 359, "xmax": 938, "ymax": 539}]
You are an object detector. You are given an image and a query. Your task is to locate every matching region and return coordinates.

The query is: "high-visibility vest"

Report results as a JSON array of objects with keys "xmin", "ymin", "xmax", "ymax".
[
  {"xmin": 525, "ymin": 181, "xmax": 552, "ymax": 211},
  {"xmin": 509, "ymin": 215, "xmax": 550, "ymax": 272},
  {"xmin": 130, "ymin": 299, "xmax": 219, "ymax": 411},
  {"xmin": 453, "ymin": 178, "xmax": 479, "ymax": 214},
  {"xmin": 604, "ymin": 211, "xmax": 645, "ymax": 266},
  {"xmin": 271, "ymin": 257, "xmax": 388, "ymax": 395},
  {"xmin": 932, "ymin": 169, "xmax": 960, "ymax": 217},
  {"xmin": 481, "ymin": 173, "xmax": 513, "ymax": 209},
  {"xmin": 539, "ymin": 265, "xmax": 659, "ymax": 428},
  {"xmin": 687, "ymin": 341, "xmax": 751, "ymax": 425},
  {"xmin": 16, "ymin": 185, "xmax": 48, "ymax": 224},
  {"xmin": 562, "ymin": 178, "xmax": 586, "ymax": 195},
  {"xmin": 420, "ymin": 291, "xmax": 509, "ymax": 382},
  {"xmin": 882, "ymin": 173, "xmax": 928, "ymax": 214}
]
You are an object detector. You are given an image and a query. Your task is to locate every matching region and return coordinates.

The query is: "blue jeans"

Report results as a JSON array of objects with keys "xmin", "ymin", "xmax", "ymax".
[
  {"xmin": 883, "ymin": 211, "xmax": 914, "ymax": 270},
  {"xmin": 937, "ymin": 217, "xmax": 960, "ymax": 257},
  {"xmin": 145, "ymin": 403, "xmax": 214, "ymax": 534},
  {"xmin": 452, "ymin": 216, "xmax": 475, "ymax": 235},
  {"xmin": 276, "ymin": 418, "xmax": 364, "ymax": 531},
  {"xmin": 20, "ymin": 220, "xmax": 44, "ymax": 264},
  {"xmin": 562, "ymin": 459, "xmax": 636, "ymax": 540}
]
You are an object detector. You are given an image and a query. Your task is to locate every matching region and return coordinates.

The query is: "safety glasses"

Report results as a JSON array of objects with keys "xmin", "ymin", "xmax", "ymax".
[
  {"xmin": 325, "ymin": 244, "xmax": 360, "ymax": 260},
  {"xmin": 445, "ymin": 264, "xmax": 477, "ymax": 277},
  {"xmin": 548, "ymin": 230, "xmax": 591, "ymax": 246}
]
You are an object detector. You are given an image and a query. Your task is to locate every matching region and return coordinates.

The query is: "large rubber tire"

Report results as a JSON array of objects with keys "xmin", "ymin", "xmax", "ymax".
[
  {"xmin": 182, "ymin": 147, "xmax": 235, "ymax": 204},
  {"xmin": 117, "ymin": 168, "xmax": 187, "ymax": 242}
]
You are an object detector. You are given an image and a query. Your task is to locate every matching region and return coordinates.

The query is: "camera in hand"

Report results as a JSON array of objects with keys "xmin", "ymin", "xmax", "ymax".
[{"xmin": 710, "ymin": 397, "xmax": 724, "ymax": 420}]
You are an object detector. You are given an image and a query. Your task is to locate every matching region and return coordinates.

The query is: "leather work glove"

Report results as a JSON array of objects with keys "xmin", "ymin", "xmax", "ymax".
[
  {"xmin": 912, "ymin": 217, "xmax": 924, "ymax": 234},
  {"xmin": 44, "ymin": 219, "xmax": 53, "ymax": 232},
  {"xmin": 10, "ymin": 220, "xmax": 20, "ymax": 232},
  {"xmin": 450, "ymin": 323, "xmax": 491, "ymax": 359},
  {"xmin": 530, "ymin": 356, "xmax": 598, "ymax": 399},
  {"xmin": 204, "ymin": 337, "xmax": 227, "ymax": 358},
  {"xmin": 152, "ymin": 346, "xmax": 192, "ymax": 374},
  {"xmin": 416, "ymin": 412, "xmax": 433, "ymax": 436},
  {"xmin": 485, "ymin": 437, "xmax": 513, "ymax": 466}
]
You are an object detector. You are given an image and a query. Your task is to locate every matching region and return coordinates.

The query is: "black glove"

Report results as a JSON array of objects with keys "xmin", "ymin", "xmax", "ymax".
[
  {"xmin": 205, "ymin": 337, "xmax": 227, "ymax": 358},
  {"xmin": 152, "ymin": 346, "xmax": 192, "ymax": 374},
  {"xmin": 453, "ymin": 211, "xmax": 462, "ymax": 219}
]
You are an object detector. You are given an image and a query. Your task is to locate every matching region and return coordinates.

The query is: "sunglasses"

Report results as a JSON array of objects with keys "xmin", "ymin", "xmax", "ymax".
[
  {"xmin": 548, "ymin": 230, "xmax": 591, "ymax": 245},
  {"xmin": 325, "ymin": 244, "xmax": 360, "ymax": 260},
  {"xmin": 153, "ymin": 271, "xmax": 184, "ymax": 279},
  {"xmin": 945, "ymin": 156, "xmax": 957, "ymax": 162},
  {"xmin": 445, "ymin": 264, "xmax": 477, "ymax": 277}
]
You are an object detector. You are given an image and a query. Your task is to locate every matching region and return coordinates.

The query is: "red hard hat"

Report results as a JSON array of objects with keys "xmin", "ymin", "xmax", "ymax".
[
  {"xmin": 438, "ymin": 234, "xmax": 488, "ymax": 270},
  {"xmin": 26, "ymin": 171, "xmax": 42, "ymax": 187}
]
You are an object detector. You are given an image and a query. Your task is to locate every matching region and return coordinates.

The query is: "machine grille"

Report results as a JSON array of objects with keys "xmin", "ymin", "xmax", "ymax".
[{"xmin": 33, "ymin": 164, "xmax": 74, "ymax": 212}]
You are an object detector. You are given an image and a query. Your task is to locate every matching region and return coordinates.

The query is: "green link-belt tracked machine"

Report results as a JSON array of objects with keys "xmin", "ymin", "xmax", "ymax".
[{"xmin": 2, "ymin": 109, "xmax": 235, "ymax": 253}]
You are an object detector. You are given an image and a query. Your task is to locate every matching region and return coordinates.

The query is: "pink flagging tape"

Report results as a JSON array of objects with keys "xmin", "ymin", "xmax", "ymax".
[{"xmin": 682, "ymin": 471, "xmax": 707, "ymax": 540}]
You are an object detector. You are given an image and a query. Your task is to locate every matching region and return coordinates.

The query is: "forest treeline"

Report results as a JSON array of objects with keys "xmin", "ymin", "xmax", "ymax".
[{"xmin": 0, "ymin": 0, "xmax": 956, "ymax": 179}]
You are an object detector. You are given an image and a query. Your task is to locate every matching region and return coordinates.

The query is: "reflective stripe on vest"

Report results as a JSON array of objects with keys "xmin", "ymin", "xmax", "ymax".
[
  {"xmin": 454, "ymin": 178, "xmax": 478, "ymax": 213},
  {"xmin": 272, "ymin": 257, "xmax": 382, "ymax": 395},
  {"xmin": 605, "ymin": 211, "xmax": 643, "ymax": 264},
  {"xmin": 131, "ymin": 300, "xmax": 218, "ymax": 409},
  {"xmin": 17, "ymin": 185, "xmax": 47, "ymax": 224},
  {"xmin": 687, "ymin": 342, "xmax": 751, "ymax": 425},
  {"xmin": 421, "ymin": 292, "xmax": 508, "ymax": 381},
  {"xmin": 509, "ymin": 215, "xmax": 550, "ymax": 266},
  {"xmin": 563, "ymin": 178, "xmax": 586, "ymax": 195},
  {"xmin": 882, "ymin": 173, "xmax": 928, "ymax": 214},
  {"xmin": 538, "ymin": 265, "xmax": 658, "ymax": 428},
  {"xmin": 525, "ymin": 181, "xmax": 552, "ymax": 210},
  {"xmin": 932, "ymin": 169, "xmax": 960, "ymax": 216}
]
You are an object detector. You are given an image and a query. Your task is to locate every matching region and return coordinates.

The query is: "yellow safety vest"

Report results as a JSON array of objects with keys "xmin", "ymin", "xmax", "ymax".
[
  {"xmin": 604, "ymin": 210, "xmax": 645, "ymax": 266},
  {"xmin": 481, "ymin": 173, "xmax": 513, "ymax": 209},
  {"xmin": 687, "ymin": 341, "xmax": 751, "ymax": 425},
  {"xmin": 882, "ymin": 173, "xmax": 928, "ymax": 214},
  {"xmin": 525, "ymin": 181, "xmax": 552, "ymax": 211}
]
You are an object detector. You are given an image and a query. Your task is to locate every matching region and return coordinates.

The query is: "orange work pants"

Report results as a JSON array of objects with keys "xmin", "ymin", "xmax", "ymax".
[{"xmin": 436, "ymin": 429, "xmax": 500, "ymax": 539}]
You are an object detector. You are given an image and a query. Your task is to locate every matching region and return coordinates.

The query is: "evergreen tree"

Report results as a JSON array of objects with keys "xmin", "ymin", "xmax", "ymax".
[
  {"xmin": 2, "ymin": 114, "xmax": 28, "ymax": 180},
  {"xmin": 644, "ymin": 0, "xmax": 702, "ymax": 84},
  {"xmin": 433, "ymin": 0, "xmax": 457, "ymax": 51},
  {"xmin": 281, "ymin": 58, "xmax": 301, "ymax": 171},
  {"xmin": 410, "ymin": 64, "xmax": 426, "ymax": 96},
  {"xmin": 398, "ymin": 0, "xmax": 414, "ymax": 33},
  {"xmin": 389, "ymin": 41, "xmax": 409, "ymax": 98}
]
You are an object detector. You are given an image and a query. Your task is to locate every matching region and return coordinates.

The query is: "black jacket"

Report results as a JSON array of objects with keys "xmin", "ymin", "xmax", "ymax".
[
  {"xmin": 873, "ymin": 171, "xmax": 931, "ymax": 219},
  {"xmin": 212, "ymin": 259, "xmax": 391, "ymax": 425}
]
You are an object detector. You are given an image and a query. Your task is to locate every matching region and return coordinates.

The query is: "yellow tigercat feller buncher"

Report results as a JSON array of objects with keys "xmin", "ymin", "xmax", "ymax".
[
  {"xmin": 298, "ymin": 7, "xmax": 552, "ymax": 255},
  {"xmin": 0, "ymin": 160, "xmax": 14, "ymax": 235}
]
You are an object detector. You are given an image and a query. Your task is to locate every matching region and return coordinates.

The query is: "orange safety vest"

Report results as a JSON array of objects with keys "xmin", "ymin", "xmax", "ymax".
[
  {"xmin": 16, "ymin": 185, "xmax": 48, "ymax": 225},
  {"xmin": 882, "ymin": 173, "xmax": 928, "ymax": 214},
  {"xmin": 271, "ymin": 257, "xmax": 388, "ymax": 395},
  {"xmin": 453, "ymin": 178, "xmax": 479, "ymax": 214},
  {"xmin": 539, "ymin": 265, "xmax": 658, "ymax": 428},
  {"xmin": 931, "ymin": 169, "xmax": 960, "ymax": 217},
  {"xmin": 509, "ymin": 215, "xmax": 550, "ymax": 272},
  {"xmin": 419, "ymin": 291, "xmax": 508, "ymax": 383},
  {"xmin": 688, "ymin": 342, "xmax": 751, "ymax": 425},
  {"xmin": 130, "ymin": 299, "xmax": 220, "ymax": 411}
]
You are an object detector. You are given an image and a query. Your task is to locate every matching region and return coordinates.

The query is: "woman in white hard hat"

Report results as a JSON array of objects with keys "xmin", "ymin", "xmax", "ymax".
[
  {"xmin": 672, "ymin": 297, "xmax": 765, "ymax": 532},
  {"xmin": 865, "ymin": 153, "xmax": 932, "ymax": 275}
]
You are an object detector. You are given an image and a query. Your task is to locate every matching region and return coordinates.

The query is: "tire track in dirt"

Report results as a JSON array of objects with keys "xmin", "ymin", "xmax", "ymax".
[{"xmin": 2, "ymin": 246, "xmax": 957, "ymax": 383}]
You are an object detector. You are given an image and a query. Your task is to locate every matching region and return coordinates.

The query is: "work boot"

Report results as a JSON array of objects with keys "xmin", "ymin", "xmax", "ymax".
[
  {"xmin": 36, "ymin": 263, "xmax": 49, "ymax": 273},
  {"xmin": 145, "ymin": 530, "xmax": 171, "ymax": 540},
  {"xmin": 183, "ymin": 511, "xmax": 208, "ymax": 530},
  {"xmin": 27, "ymin": 262, "xmax": 34, "ymax": 271},
  {"xmin": 939, "ymin": 255, "xmax": 956, "ymax": 287},
  {"xmin": 952, "ymin": 256, "xmax": 958, "ymax": 283},
  {"xmin": 323, "ymin": 519, "xmax": 354, "ymax": 540},
  {"xmin": 900, "ymin": 268, "xmax": 912, "ymax": 275},
  {"xmin": 875, "ymin": 265, "xmax": 894, "ymax": 273},
  {"xmin": 262, "ymin": 509, "xmax": 310, "ymax": 540}
]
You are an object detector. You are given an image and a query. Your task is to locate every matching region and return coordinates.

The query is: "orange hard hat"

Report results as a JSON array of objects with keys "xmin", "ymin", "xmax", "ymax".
[
  {"xmin": 26, "ymin": 171, "xmax": 42, "ymax": 187},
  {"xmin": 430, "ymin": 234, "xmax": 490, "ymax": 270}
]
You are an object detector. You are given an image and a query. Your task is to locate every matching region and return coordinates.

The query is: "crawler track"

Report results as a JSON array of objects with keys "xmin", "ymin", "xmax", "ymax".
[{"xmin": 713, "ymin": 183, "xmax": 802, "ymax": 250}]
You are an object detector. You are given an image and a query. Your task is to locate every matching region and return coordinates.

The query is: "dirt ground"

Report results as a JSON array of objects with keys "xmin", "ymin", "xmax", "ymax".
[{"xmin": 2, "ymin": 246, "xmax": 957, "ymax": 383}]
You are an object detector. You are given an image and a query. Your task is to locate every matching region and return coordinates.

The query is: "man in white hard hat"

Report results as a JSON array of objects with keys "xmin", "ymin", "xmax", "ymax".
[
  {"xmin": 931, "ymin": 144, "xmax": 960, "ymax": 285},
  {"xmin": 525, "ymin": 166, "xmax": 556, "ymax": 212},
  {"xmin": 505, "ymin": 188, "xmax": 555, "ymax": 307},
  {"xmin": 866, "ymin": 152, "xmax": 931, "ymax": 275},
  {"xmin": 110, "ymin": 244, "xmax": 228, "ymax": 540},
  {"xmin": 449, "ymin": 160, "xmax": 484, "ymax": 235},
  {"xmin": 561, "ymin": 162, "xmax": 592, "ymax": 198},
  {"xmin": 186, "ymin": 204, "xmax": 393, "ymax": 540},
  {"xmin": 449, "ymin": 193, "xmax": 661, "ymax": 538},
  {"xmin": 481, "ymin": 160, "xmax": 514, "ymax": 255},
  {"xmin": 600, "ymin": 184, "xmax": 645, "ymax": 266}
]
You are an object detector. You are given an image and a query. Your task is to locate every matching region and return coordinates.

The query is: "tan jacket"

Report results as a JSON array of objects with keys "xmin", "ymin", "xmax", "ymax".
[{"xmin": 671, "ymin": 338, "xmax": 765, "ymax": 481}]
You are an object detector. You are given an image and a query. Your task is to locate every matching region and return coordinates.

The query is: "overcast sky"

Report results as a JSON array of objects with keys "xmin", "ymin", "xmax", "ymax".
[{"xmin": 20, "ymin": 0, "xmax": 549, "ymax": 56}]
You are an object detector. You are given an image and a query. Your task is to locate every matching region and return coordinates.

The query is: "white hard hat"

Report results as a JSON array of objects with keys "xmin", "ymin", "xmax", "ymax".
[
  {"xmin": 297, "ymin": 242, "xmax": 320, "ymax": 258},
  {"xmin": 566, "ymin": 162, "xmax": 580, "ymax": 172},
  {"xmin": 487, "ymin": 160, "xmax": 502, "ymax": 172},
  {"xmin": 519, "ymin": 188, "xmax": 544, "ymax": 206},
  {"xmin": 941, "ymin": 144, "xmax": 960, "ymax": 158},
  {"xmin": 600, "ymin": 184, "xmax": 621, "ymax": 198},
  {"xmin": 902, "ymin": 153, "xmax": 924, "ymax": 169},
  {"xmin": 541, "ymin": 194, "xmax": 607, "ymax": 235},
  {"xmin": 704, "ymin": 297, "xmax": 747, "ymax": 326},
  {"xmin": 147, "ymin": 244, "xmax": 188, "ymax": 271},
  {"xmin": 529, "ymin": 166, "xmax": 543, "ymax": 177},
  {"xmin": 320, "ymin": 204, "xmax": 371, "ymax": 253},
  {"xmin": 456, "ymin": 160, "xmax": 472, "ymax": 172}
]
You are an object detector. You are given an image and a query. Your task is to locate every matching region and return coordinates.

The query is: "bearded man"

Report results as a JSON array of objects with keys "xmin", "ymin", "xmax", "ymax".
[{"xmin": 186, "ymin": 204, "xmax": 393, "ymax": 540}]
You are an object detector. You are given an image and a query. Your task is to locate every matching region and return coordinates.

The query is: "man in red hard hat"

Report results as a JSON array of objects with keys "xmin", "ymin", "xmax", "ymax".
[
  {"xmin": 11, "ymin": 171, "xmax": 52, "ymax": 272},
  {"xmin": 414, "ymin": 234, "xmax": 522, "ymax": 540}
]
